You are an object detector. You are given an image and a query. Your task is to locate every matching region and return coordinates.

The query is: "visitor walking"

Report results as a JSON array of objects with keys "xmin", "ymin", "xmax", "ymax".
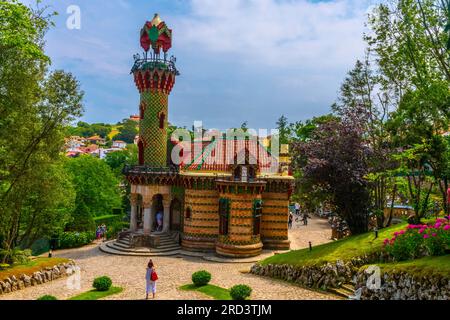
[
  {"xmin": 101, "ymin": 224, "xmax": 107, "ymax": 241},
  {"xmin": 96, "ymin": 226, "xmax": 102, "ymax": 241},
  {"xmin": 156, "ymin": 211, "xmax": 163, "ymax": 231},
  {"xmin": 303, "ymin": 213, "xmax": 309, "ymax": 226},
  {"xmin": 145, "ymin": 259, "xmax": 158, "ymax": 300},
  {"xmin": 295, "ymin": 202, "xmax": 300, "ymax": 216}
]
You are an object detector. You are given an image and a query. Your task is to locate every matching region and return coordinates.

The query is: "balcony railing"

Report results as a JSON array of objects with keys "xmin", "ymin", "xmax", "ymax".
[
  {"xmin": 131, "ymin": 52, "xmax": 180, "ymax": 75},
  {"xmin": 123, "ymin": 165, "xmax": 180, "ymax": 176}
]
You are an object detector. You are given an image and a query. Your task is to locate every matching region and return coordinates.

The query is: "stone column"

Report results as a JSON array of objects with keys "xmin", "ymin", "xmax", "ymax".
[
  {"xmin": 143, "ymin": 198, "xmax": 153, "ymax": 235},
  {"xmin": 163, "ymin": 199, "xmax": 171, "ymax": 233},
  {"xmin": 130, "ymin": 194, "xmax": 138, "ymax": 232}
]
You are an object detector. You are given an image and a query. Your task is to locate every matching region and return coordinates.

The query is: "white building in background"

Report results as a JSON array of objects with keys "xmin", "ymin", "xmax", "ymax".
[{"xmin": 112, "ymin": 140, "xmax": 127, "ymax": 149}]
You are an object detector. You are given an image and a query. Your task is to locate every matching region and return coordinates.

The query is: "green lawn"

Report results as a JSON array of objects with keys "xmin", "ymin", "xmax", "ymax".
[
  {"xmin": 68, "ymin": 286, "xmax": 123, "ymax": 300},
  {"xmin": 0, "ymin": 257, "xmax": 70, "ymax": 281},
  {"xmin": 260, "ymin": 223, "xmax": 407, "ymax": 267},
  {"xmin": 364, "ymin": 255, "xmax": 450, "ymax": 278},
  {"xmin": 180, "ymin": 284, "xmax": 232, "ymax": 300}
]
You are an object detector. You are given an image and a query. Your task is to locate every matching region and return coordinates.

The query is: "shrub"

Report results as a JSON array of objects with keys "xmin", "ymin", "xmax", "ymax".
[
  {"xmin": 384, "ymin": 218, "xmax": 450, "ymax": 261},
  {"xmin": 0, "ymin": 263, "xmax": 10, "ymax": 270},
  {"xmin": 192, "ymin": 270, "xmax": 211, "ymax": 287},
  {"xmin": 106, "ymin": 221, "xmax": 129, "ymax": 240},
  {"xmin": 93, "ymin": 276, "xmax": 112, "ymax": 291},
  {"xmin": 58, "ymin": 232, "xmax": 95, "ymax": 249},
  {"xmin": 93, "ymin": 214, "xmax": 122, "ymax": 226},
  {"xmin": 0, "ymin": 248, "xmax": 31, "ymax": 265},
  {"xmin": 230, "ymin": 285, "xmax": 252, "ymax": 300},
  {"xmin": 37, "ymin": 295, "xmax": 58, "ymax": 300}
]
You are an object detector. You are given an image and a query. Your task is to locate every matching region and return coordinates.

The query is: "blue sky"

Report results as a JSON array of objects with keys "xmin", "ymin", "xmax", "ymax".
[{"xmin": 21, "ymin": 0, "xmax": 377, "ymax": 130}]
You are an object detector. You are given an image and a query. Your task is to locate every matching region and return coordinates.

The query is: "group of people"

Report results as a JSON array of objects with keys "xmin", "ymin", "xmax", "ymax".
[
  {"xmin": 288, "ymin": 202, "xmax": 310, "ymax": 229},
  {"xmin": 95, "ymin": 224, "xmax": 107, "ymax": 241}
]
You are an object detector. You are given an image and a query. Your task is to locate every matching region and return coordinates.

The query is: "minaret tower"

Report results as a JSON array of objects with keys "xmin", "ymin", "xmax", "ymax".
[{"xmin": 132, "ymin": 14, "xmax": 179, "ymax": 167}]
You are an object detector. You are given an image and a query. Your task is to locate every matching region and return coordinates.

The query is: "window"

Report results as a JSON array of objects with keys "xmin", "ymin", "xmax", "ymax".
[
  {"xmin": 219, "ymin": 198, "xmax": 230, "ymax": 236},
  {"xmin": 159, "ymin": 112, "xmax": 165, "ymax": 129},
  {"xmin": 138, "ymin": 140, "xmax": 144, "ymax": 165},
  {"xmin": 253, "ymin": 200, "xmax": 263, "ymax": 236},
  {"xmin": 241, "ymin": 166, "xmax": 248, "ymax": 182},
  {"xmin": 185, "ymin": 206, "xmax": 192, "ymax": 219}
]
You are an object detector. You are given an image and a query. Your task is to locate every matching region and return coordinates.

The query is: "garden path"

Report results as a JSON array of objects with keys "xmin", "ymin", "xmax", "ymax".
[{"xmin": 0, "ymin": 217, "xmax": 336, "ymax": 300}]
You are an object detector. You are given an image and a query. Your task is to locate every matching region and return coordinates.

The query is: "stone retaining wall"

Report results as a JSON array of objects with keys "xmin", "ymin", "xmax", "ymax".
[
  {"xmin": 0, "ymin": 261, "xmax": 77, "ymax": 295},
  {"xmin": 250, "ymin": 260, "xmax": 355, "ymax": 290},
  {"xmin": 355, "ymin": 270, "xmax": 450, "ymax": 300}
]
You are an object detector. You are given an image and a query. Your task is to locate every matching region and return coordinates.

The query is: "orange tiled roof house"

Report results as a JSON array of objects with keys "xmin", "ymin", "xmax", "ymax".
[{"xmin": 119, "ymin": 14, "xmax": 294, "ymax": 258}]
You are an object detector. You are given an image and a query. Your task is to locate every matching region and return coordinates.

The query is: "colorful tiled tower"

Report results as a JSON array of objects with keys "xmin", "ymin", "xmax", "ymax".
[{"xmin": 132, "ymin": 14, "xmax": 179, "ymax": 167}]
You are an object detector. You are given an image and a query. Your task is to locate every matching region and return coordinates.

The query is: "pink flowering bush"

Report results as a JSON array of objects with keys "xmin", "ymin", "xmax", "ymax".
[{"xmin": 383, "ymin": 217, "xmax": 450, "ymax": 261}]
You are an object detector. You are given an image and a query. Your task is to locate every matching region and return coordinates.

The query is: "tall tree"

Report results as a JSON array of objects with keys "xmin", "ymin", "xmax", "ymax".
[
  {"xmin": 292, "ymin": 110, "xmax": 371, "ymax": 234},
  {"xmin": 0, "ymin": 1, "xmax": 83, "ymax": 261}
]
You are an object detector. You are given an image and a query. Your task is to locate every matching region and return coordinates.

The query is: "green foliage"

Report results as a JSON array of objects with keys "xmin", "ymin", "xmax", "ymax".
[
  {"xmin": 69, "ymin": 286, "xmax": 123, "ymax": 300},
  {"xmin": 0, "ymin": 1, "xmax": 82, "ymax": 262},
  {"xmin": 384, "ymin": 219, "xmax": 450, "ymax": 261},
  {"xmin": 180, "ymin": 284, "xmax": 232, "ymax": 300},
  {"xmin": 57, "ymin": 232, "xmax": 94, "ymax": 249},
  {"xmin": 93, "ymin": 276, "xmax": 113, "ymax": 292},
  {"xmin": 0, "ymin": 263, "xmax": 10, "ymax": 270},
  {"xmin": 0, "ymin": 248, "xmax": 31, "ymax": 265},
  {"xmin": 67, "ymin": 122, "xmax": 112, "ymax": 139},
  {"xmin": 104, "ymin": 147, "xmax": 138, "ymax": 177},
  {"xmin": 105, "ymin": 221, "xmax": 129, "ymax": 240},
  {"xmin": 64, "ymin": 156, "xmax": 122, "ymax": 230},
  {"xmin": 261, "ymin": 223, "xmax": 407, "ymax": 267},
  {"xmin": 93, "ymin": 214, "xmax": 122, "ymax": 225},
  {"xmin": 192, "ymin": 270, "xmax": 212, "ymax": 287},
  {"xmin": 37, "ymin": 295, "xmax": 58, "ymax": 301},
  {"xmin": 113, "ymin": 119, "xmax": 138, "ymax": 144},
  {"xmin": 230, "ymin": 285, "xmax": 252, "ymax": 300}
]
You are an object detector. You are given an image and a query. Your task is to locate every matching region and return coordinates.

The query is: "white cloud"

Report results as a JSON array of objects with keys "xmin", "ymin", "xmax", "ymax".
[{"xmin": 174, "ymin": 0, "xmax": 372, "ymax": 69}]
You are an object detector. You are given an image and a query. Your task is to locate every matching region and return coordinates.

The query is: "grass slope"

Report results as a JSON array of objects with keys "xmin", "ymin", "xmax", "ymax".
[
  {"xmin": 0, "ymin": 257, "xmax": 69, "ymax": 281},
  {"xmin": 365, "ymin": 255, "xmax": 450, "ymax": 278},
  {"xmin": 180, "ymin": 284, "xmax": 232, "ymax": 300},
  {"xmin": 69, "ymin": 287, "xmax": 123, "ymax": 300},
  {"xmin": 260, "ymin": 223, "xmax": 407, "ymax": 267}
]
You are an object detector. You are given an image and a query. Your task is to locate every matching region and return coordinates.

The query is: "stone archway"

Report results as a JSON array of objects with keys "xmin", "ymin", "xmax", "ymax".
[
  {"xmin": 152, "ymin": 194, "xmax": 164, "ymax": 232},
  {"xmin": 170, "ymin": 198, "xmax": 182, "ymax": 232}
]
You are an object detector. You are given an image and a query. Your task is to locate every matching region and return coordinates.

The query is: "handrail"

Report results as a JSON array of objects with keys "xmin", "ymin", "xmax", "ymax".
[
  {"xmin": 131, "ymin": 53, "xmax": 180, "ymax": 75},
  {"xmin": 123, "ymin": 165, "xmax": 180, "ymax": 175}
]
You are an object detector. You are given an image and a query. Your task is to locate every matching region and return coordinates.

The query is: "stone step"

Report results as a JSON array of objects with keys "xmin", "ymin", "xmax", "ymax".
[
  {"xmin": 328, "ymin": 284, "xmax": 355, "ymax": 299},
  {"xmin": 116, "ymin": 239, "xmax": 178, "ymax": 248},
  {"xmin": 100, "ymin": 243, "xmax": 180, "ymax": 257},
  {"xmin": 106, "ymin": 241, "xmax": 181, "ymax": 254}
]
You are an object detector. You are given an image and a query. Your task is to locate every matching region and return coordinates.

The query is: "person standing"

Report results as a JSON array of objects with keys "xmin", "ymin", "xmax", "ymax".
[
  {"xmin": 303, "ymin": 213, "xmax": 309, "ymax": 226},
  {"xmin": 156, "ymin": 211, "xmax": 163, "ymax": 231},
  {"xmin": 145, "ymin": 259, "xmax": 158, "ymax": 300},
  {"xmin": 295, "ymin": 202, "xmax": 300, "ymax": 216}
]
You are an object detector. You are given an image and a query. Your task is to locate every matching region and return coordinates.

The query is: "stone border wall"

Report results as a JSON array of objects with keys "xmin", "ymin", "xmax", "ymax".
[
  {"xmin": 250, "ymin": 260, "xmax": 355, "ymax": 290},
  {"xmin": 0, "ymin": 261, "xmax": 76, "ymax": 295},
  {"xmin": 355, "ymin": 270, "xmax": 450, "ymax": 300}
]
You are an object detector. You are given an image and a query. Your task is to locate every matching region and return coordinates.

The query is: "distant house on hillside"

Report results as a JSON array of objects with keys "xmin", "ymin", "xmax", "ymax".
[
  {"xmin": 130, "ymin": 115, "xmax": 140, "ymax": 122},
  {"xmin": 65, "ymin": 136, "xmax": 86, "ymax": 151},
  {"xmin": 87, "ymin": 135, "xmax": 106, "ymax": 145},
  {"xmin": 112, "ymin": 140, "xmax": 127, "ymax": 149}
]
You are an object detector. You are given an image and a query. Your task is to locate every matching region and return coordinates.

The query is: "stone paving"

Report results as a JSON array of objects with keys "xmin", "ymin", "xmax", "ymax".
[{"xmin": 0, "ymin": 216, "xmax": 337, "ymax": 300}]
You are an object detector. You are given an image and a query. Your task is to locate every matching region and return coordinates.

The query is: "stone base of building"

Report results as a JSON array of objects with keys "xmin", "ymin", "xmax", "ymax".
[
  {"xmin": 262, "ymin": 238, "xmax": 291, "ymax": 250},
  {"xmin": 215, "ymin": 242, "xmax": 263, "ymax": 258},
  {"xmin": 181, "ymin": 237, "xmax": 216, "ymax": 252}
]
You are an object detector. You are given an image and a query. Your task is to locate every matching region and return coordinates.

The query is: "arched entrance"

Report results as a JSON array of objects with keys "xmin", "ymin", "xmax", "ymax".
[
  {"xmin": 170, "ymin": 198, "xmax": 182, "ymax": 231},
  {"xmin": 152, "ymin": 194, "xmax": 164, "ymax": 232}
]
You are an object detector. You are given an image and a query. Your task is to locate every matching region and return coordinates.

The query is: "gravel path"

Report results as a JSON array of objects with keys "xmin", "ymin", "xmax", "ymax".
[{"xmin": 0, "ymin": 217, "xmax": 337, "ymax": 300}]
